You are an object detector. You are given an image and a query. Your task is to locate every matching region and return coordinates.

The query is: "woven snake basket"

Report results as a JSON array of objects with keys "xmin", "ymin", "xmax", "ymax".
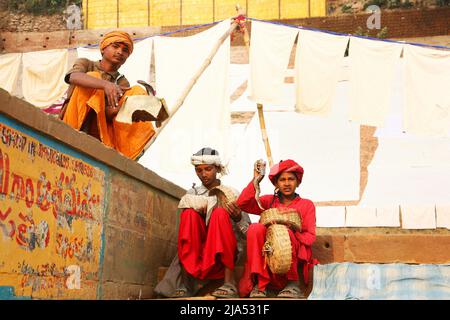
[
  {"xmin": 260, "ymin": 208, "xmax": 302, "ymax": 274},
  {"xmin": 263, "ymin": 224, "xmax": 292, "ymax": 274},
  {"xmin": 259, "ymin": 208, "xmax": 302, "ymax": 231},
  {"xmin": 208, "ymin": 185, "xmax": 237, "ymax": 208}
]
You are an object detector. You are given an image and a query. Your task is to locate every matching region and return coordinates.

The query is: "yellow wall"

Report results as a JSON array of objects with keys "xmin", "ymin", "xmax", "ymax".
[
  {"xmin": 0, "ymin": 118, "xmax": 106, "ymax": 299},
  {"xmin": 150, "ymin": 0, "xmax": 181, "ymax": 26},
  {"xmin": 83, "ymin": 0, "xmax": 118, "ymax": 29},
  {"xmin": 215, "ymin": 0, "xmax": 238, "ymax": 21},
  {"xmin": 182, "ymin": 0, "xmax": 214, "ymax": 25},
  {"xmin": 311, "ymin": 0, "xmax": 327, "ymax": 17},
  {"xmin": 280, "ymin": 0, "xmax": 310, "ymax": 19},
  {"xmin": 82, "ymin": 0, "xmax": 327, "ymax": 29},
  {"xmin": 247, "ymin": 0, "xmax": 279, "ymax": 20},
  {"xmin": 119, "ymin": 0, "xmax": 149, "ymax": 28}
]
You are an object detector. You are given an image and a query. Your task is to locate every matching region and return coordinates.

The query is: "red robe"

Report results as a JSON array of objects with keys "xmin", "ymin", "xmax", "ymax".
[
  {"xmin": 237, "ymin": 181, "xmax": 318, "ymax": 297},
  {"xmin": 178, "ymin": 207, "xmax": 237, "ymax": 280}
]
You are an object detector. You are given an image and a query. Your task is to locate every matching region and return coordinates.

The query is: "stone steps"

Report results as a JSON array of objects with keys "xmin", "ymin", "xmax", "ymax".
[{"xmin": 156, "ymin": 266, "xmax": 313, "ymax": 300}]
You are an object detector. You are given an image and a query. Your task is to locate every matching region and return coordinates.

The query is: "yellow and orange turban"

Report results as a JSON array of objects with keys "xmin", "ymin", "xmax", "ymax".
[{"xmin": 100, "ymin": 31, "xmax": 134, "ymax": 54}]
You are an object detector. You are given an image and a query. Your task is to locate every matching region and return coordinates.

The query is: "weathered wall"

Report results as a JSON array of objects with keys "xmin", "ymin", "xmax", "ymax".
[{"xmin": 0, "ymin": 88, "xmax": 184, "ymax": 300}]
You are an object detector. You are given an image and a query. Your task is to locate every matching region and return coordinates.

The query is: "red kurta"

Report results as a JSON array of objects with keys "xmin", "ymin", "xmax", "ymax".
[
  {"xmin": 178, "ymin": 207, "xmax": 237, "ymax": 280},
  {"xmin": 237, "ymin": 181, "xmax": 318, "ymax": 297}
]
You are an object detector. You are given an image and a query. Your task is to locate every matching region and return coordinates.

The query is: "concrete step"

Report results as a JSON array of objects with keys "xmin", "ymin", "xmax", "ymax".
[{"xmin": 157, "ymin": 266, "xmax": 313, "ymax": 299}]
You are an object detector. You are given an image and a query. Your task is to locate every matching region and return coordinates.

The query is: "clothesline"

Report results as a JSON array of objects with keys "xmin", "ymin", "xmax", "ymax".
[{"xmin": 71, "ymin": 20, "xmax": 222, "ymax": 50}]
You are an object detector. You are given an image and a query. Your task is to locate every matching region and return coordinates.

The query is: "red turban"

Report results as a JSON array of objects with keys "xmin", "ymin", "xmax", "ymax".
[
  {"xmin": 100, "ymin": 31, "xmax": 134, "ymax": 54},
  {"xmin": 268, "ymin": 159, "xmax": 304, "ymax": 185}
]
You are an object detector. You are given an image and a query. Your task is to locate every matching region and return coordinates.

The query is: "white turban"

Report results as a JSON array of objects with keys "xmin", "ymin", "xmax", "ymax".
[{"xmin": 190, "ymin": 148, "xmax": 228, "ymax": 176}]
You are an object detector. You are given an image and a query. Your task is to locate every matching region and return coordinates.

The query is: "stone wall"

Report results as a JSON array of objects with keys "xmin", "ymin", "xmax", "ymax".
[{"xmin": 0, "ymin": 11, "xmax": 67, "ymax": 33}]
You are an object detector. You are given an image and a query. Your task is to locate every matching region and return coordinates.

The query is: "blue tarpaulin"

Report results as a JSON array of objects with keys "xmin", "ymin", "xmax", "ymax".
[{"xmin": 308, "ymin": 262, "xmax": 450, "ymax": 300}]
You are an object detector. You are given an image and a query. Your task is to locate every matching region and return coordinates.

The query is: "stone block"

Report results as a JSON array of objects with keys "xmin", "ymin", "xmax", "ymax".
[{"xmin": 344, "ymin": 234, "xmax": 450, "ymax": 264}]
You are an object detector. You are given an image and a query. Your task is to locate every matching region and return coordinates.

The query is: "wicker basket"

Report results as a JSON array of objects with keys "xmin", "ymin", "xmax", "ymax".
[
  {"xmin": 208, "ymin": 185, "xmax": 237, "ymax": 208},
  {"xmin": 263, "ymin": 224, "xmax": 292, "ymax": 274},
  {"xmin": 259, "ymin": 208, "xmax": 302, "ymax": 231}
]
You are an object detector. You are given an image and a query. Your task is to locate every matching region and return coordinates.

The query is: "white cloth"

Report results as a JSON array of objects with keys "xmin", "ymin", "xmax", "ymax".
[
  {"xmin": 345, "ymin": 205, "xmax": 400, "ymax": 227},
  {"xmin": 400, "ymin": 205, "xmax": 436, "ymax": 229},
  {"xmin": 0, "ymin": 53, "xmax": 22, "ymax": 94},
  {"xmin": 223, "ymin": 111, "xmax": 360, "ymax": 202},
  {"xmin": 76, "ymin": 46, "xmax": 101, "ymax": 62},
  {"xmin": 22, "ymin": 49, "xmax": 69, "ymax": 108},
  {"xmin": 138, "ymin": 20, "xmax": 231, "ymax": 189},
  {"xmin": 178, "ymin": 194, "xmax": 218, "ymax": 225},
  {"xmin": 248, "ymin": 21, "xmax": 298, "ymax": 105},
  {"xmin": 231, "ymin": 84, "xmax": 296, "ymax": 112},
  {"xmin": 360, "ymin": 134, "xmax": 450, "ymax": 206},
  {"xmin": 153, "ymin": 20, "xmax": 230, "ymax": 112},
  {"xmin": 436, "ymin": 205, "xmax": 450, "ymax": 230},
  {"xmin": 348, "ymin": 37, "xmax": 403, "ymax": 127},
  {"xmin": 77, "ymin": 38, "xmax": 153, "ymax": 87},
  {"xmin": 375, "ymin": 206, "xmax": 401, "ymax": 227},
  {"xmin": 295, "ymin": 29, "xmax": 349, "ymax": 116},
  {"xmin": 345, "ymin": 206, "xmax": 377, "ymax": 227},
  {"xmin": 316, "ymin": 206, "xmax": 346, "ymax": 227},
  {"xmin": 229, "ymin": 63, "xmax": 250, "ymax": 97},
  {"xmin": 403, "ymin": 45, "xmax": 450, "ymax": 137}
]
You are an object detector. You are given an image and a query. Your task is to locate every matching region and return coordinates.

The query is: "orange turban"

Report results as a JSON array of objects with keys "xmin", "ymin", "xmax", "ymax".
[{"xmin": 100, "ymin": 31, "xmax": 134, "ymax": 54}]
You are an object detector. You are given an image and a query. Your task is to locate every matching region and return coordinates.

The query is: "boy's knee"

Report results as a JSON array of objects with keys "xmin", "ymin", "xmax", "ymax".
[
  {"xmin": 210, "ymin": 207, "xmax": 229, "ymax": 221},
  {"xmin": 247, "ymin": 223, "xmax": 266, "ymax": 237}
]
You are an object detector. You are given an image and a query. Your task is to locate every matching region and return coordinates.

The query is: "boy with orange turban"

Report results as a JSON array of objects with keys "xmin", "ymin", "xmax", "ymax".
[
  {"xmin": 59, "ymin": 31, "xmax": 155, "ymax": 160},
  {"xmin": 237, "ymin": 159, "xmax": 318, "ymax": 298}
]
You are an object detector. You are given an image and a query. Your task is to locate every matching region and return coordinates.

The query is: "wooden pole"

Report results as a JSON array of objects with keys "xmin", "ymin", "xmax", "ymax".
[
  {"xmin": 256, "ymin": 104, "xmax": 274, "ymax": 167},
  {"xmin": 143, "ymin": 19, "xmax": 240, "ymax": 152},
  {"xmin": 235, "ymin": 4, "xmax": 274, "ymax": 167}
]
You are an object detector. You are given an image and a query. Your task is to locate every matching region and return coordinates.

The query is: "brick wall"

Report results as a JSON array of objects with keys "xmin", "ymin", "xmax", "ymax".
[{"xmin": 279, "ymin": 7, "xmax": 450, "ymax": 38}]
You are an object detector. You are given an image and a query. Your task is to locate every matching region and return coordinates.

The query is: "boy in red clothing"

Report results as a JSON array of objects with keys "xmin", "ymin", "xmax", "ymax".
[
  {"xmin": 237, "ymin": 159, "xmax": 317, "ymax": 298},
  {"xmin": 155, "ymin": 147, "xmax": 250, "ymax": 298}
]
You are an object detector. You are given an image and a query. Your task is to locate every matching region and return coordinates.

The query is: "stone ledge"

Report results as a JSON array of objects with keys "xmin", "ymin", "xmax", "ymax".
[{"xmin": 314, "ymin": 228, "xmax": 450, "ymax": 264}]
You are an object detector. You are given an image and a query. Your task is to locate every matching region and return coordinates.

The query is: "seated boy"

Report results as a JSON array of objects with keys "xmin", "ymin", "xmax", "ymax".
[
  {"xmin": 155, "ymin": 147, "xmax": 251, "ymax": 298},
  {"xmin": 60, "ymin": 30, "xmax": 155, "ymax": 159},
  {"xmin": 237, "ymin": 159, "xmax": 318, "ymax": 298}
]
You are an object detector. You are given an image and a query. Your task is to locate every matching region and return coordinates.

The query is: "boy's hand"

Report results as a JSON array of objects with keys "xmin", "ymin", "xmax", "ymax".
[
  {"xmin": 226, "ymin": 201, "xmax": 242, "ymax": 222},
  {"xmin": 104, "ymin": 81, "xmax": 130, "ymax": 109},
  {"xmin": 197, "ymin": 206, "xmax": 207, "ymax": 216},
  {"xmin": 253, "ymin": 159, "xmax": 266, "ymax": 183}
]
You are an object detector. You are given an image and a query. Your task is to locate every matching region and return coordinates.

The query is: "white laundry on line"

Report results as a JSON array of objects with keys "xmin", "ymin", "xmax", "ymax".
[
  {"xmin": 248, "ymin": 20, "xmax": 298, "ymax": 105},
  {"xmin": 403, "ymin": 44, "xmax": 450, "ymax": 137},
  {"xmin": 348, "ymin": 36, "xmax": 403, "ymax": 127},
  {"xmin": 0, "ymin": 53, "xmax": 22, "ymax": 94},
  {"xmin": 22, "ymin": 49, "xmax": 69, "ymax": 108},
  {"xmin": 295, "ymin": 29, "xmax": 349, "ymax": 116}
]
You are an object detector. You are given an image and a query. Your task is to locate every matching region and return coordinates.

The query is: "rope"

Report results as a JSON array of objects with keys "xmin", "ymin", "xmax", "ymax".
[{"xmin": 70, "ymin": 20, "xmax": 224, "ymax": 50}]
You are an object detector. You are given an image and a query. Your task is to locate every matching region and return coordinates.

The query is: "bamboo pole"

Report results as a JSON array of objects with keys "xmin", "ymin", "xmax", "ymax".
[
  {"xmin": 236, "ymin": 4, "xmax": 274, "ymax": 167},
  {"xmin": 143, "ymin": 19, "xmax": 240, "ymax": 152},
  {"xmin": 256, "ymin": 103, "xmax": 274, "ymax": 167}
]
